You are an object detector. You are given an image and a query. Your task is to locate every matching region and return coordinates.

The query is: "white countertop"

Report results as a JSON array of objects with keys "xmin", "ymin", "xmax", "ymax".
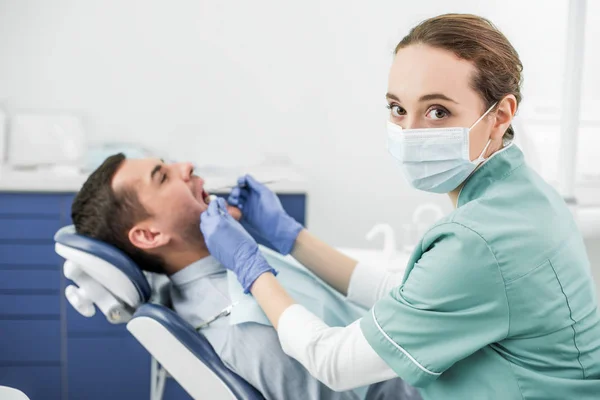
[{"xmin": 0, "ymin": 164, "xmax": 309, "ymax": 194}]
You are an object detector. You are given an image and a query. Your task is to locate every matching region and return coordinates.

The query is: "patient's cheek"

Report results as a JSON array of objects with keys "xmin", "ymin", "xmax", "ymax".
[{"xmin": 227, "ymin": 206, "xmax": 242, "ymax": 221}]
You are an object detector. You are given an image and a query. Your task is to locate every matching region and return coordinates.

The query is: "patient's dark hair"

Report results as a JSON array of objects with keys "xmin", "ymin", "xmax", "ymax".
[{"xmin": 71, "ymin": 153, "xmax": 167, "ymax": 274}]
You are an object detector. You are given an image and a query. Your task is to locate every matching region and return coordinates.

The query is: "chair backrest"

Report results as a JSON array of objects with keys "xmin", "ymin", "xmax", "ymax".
[
  {"xmin": 128, "ymin": 304, "xmax": 264, "ymax": 400},
  {"xmin": 54, "ymin": 225, "xmax": 265, "ymax": 400},
  {"xmin": 0, "ymin": 386, "xmax": 30, "ymax": 400}
]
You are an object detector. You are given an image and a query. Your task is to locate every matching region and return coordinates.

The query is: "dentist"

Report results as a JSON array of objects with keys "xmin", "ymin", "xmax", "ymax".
[{"xmin": 201, "ymin": 13, "xmax": 600, "ymax": 399}]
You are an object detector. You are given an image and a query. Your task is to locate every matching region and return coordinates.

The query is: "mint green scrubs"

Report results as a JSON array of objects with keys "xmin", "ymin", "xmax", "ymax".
[{"xmin": 361, "ymin": 144, "xmax": 600, "ymax": 399}]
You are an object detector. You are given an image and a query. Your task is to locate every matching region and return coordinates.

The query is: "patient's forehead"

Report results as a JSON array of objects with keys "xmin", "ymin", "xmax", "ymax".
[{"xmin": 111, "ymin": 158, "xmax": 161, "ymax": 192}]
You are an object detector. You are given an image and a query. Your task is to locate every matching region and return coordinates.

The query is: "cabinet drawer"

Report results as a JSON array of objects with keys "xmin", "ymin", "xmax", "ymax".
[
  {"xmin": 279, "ymin": 194, "xmax": 306, "ymax": 225},
  {"xmin": 0, "ymin": 270, "xmax": 60, "ymax": 291},
  {"xmin": 0, "ymin": 319, "xmax": 61, "ymax": 362},
  {"xmin": 61, "ymin": 194, "xmax": 76, "ymax": 222},
  {"xmin": 0, "ymin": 218, "xmax": 63, "ymax": 240},
  {"xmin": 0, "ymin": 244, "xmax": 60, "ymax": 266},
  {"xmin": 0, "ymin": 193, "xmax": 65, "ymax": 216},
  {"xmin": 0, "ymin": 365, "xmax": 61, "ymax": 400},
  {"xmin": 0, "ymin": 294, "xmax": 60, "ymax": 316},
  {"xmin": 68, "ymin": 336, "xmax": 150, "ymax": 400}
]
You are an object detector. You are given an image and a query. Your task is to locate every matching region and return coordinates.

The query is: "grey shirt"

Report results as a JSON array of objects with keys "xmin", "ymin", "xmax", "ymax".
[{"xmin": 169, "ymin": 256, "xmax": 360, "ymax": 400}]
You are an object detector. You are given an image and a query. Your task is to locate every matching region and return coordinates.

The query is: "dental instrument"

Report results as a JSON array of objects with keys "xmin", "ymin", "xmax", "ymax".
[
  {"xmin": 207, "ymin": 194, "xmax": 227, "ymax": 216},
  {"xmin": 209, "ymin": 180, "xmax": 279, "ymax": 193},
  {"xmin": 195, "ymin": 301, "xmax": 240, "ymax": 331}
]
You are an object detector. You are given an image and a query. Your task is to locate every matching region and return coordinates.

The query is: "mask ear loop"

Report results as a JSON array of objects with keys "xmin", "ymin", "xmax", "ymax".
[
  {"xmin": 469, "ymin": 102, "xmax": 498, "ymax": 163},
  {"xmin": 469, "ymin": 102, "xmax": 498, "ymax": 130},
  {"xmin": 474, "ymin": 140, "xmax": 493, "ymax": 163}
]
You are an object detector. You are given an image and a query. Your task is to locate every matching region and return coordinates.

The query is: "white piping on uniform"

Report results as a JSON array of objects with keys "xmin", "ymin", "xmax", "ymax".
[{"xmin": 371, "ymin": 308, "xmax": 442, "ymax": 376}]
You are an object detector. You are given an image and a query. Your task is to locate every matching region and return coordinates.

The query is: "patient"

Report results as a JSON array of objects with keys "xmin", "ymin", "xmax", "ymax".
[{"xmin": 70, "ymin": 154, "xmax": 418, "ymax": 400}]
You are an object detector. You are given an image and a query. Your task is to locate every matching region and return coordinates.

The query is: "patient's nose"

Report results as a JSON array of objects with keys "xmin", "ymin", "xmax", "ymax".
[{"xmin": 178, "ymin": 162, "xmax": 194, "ymax": 181}]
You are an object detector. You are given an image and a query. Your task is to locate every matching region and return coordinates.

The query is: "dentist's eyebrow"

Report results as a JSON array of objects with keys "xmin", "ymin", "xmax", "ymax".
[
  {"xmin": 386, "ymin": 92, "xmax": 459, "ymax": 104},
  {"xmin": 419, "ymin": 93, "xmax": 458, "ymax": 104},
  {"xmin": 386, "ymin": 92, "xmax": 400, "ymax": 102}
]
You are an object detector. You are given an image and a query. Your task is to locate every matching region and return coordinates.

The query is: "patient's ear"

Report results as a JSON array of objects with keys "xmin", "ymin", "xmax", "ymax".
[{"xmin": 128, "ymin": 223, "xmax": 170, "ymax": 250}]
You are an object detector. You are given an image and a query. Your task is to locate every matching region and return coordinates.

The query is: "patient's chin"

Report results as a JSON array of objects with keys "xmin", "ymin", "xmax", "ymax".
[
  {"xmin": 178, "ymin": 219, "xmax": 204, "ymax": 243},
  {"xmin": 227, "ymin": 206, "xmax": 242, "ymax": 221}
]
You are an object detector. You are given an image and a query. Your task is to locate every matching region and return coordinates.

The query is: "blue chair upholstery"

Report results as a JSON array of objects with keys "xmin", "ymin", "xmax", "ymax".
[
  {"xmin": 54, "ymin": 225, "xmax": 265, "ymax": 400},
  {"xmin": 54, "ymin": 225, "xmax": 152, "ymax": 302},
  {"xmin": 134, "ymin": 304, "xmax": 264, "ymax": 400}
]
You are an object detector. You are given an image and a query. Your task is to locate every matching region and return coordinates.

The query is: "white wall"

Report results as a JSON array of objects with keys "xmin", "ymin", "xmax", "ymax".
[
  {"xmin": 585, "ymin": 240, "xmax": 600, "ymax": 300},
  {"xmin": 0, "ymin": 0, "xmax": 598, "ymax": 253}
]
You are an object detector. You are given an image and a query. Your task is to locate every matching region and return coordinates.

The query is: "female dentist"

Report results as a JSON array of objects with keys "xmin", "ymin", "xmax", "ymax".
[{"xmin": 201, "ymin": 13, "xmax": 600, "ymax": 400}]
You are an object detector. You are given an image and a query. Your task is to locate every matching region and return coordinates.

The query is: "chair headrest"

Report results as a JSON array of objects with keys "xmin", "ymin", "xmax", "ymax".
[{"xmin": 54, "ymin": 225, "xmax": 152, "ymax": 305}]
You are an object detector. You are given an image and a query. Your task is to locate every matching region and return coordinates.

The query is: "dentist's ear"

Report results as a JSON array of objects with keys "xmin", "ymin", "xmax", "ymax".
[
  {"xmin": 128, "ymin": 224, "xmax": 170, "ymax": 250},
  {"xmin": 490, "ymin": 95, "xmax": 517, "ymax": 141}
]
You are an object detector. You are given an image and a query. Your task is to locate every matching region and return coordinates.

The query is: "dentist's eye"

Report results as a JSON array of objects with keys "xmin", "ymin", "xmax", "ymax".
[
  {"xmin": 387, "ymin": 104, "xmax": 405, "ymax": 118},
  {"xmin": 426, "ymin": 106, "xmax": 450, "ymax": 120},
  {"xmin": 161, "ymin": 173, "xmax": 168, "ymax": 184}
]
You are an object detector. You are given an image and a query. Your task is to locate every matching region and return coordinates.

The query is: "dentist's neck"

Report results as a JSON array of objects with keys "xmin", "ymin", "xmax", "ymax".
[
  {"xmin": 448, "ymin": 138, "xmax": 504, "ymax": 208},
  {"xmin": 448, "ymin": 185, "xmax": 464, "ymax": 209}
]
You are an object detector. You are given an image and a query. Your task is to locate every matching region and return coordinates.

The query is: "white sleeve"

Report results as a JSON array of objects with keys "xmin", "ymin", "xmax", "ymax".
[
  {"xmin": 277, "ymin": 304, "xmax": 397, "ymax": 392},
  {"xmin": 346, "ymin": 262, "xmax": 405, "ymax": 309}
]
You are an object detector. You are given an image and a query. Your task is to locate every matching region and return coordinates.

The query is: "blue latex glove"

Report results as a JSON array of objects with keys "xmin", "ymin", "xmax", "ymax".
[
  {"xmin": 200, "ymin": 198, "xmax": 277, "ymax": 293},
  {"xmin": 227, "ymin": 175, "xmax": 303, "ymax": 255}
]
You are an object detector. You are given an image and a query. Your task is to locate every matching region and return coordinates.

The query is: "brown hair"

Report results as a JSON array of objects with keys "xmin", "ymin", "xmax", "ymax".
[
  {"xmin": 396, "ymin": 14, "xmax": 523, "ymax": 140},
  {"xmin": 71, "ymin": 153, "xmax": 167, "ymax": 274}
]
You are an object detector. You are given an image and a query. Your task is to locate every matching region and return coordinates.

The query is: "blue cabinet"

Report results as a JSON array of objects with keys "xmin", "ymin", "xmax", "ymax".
[
  {"xmin": 0, "ymin": 366, "xmax": 62, "ymax": 400},
  {"xmin": 0, "ymin": 243, "xmax": 61, "ymax": 266},
  {"xmin": 67, "ymin": 336, "xmax": 150, "ymax": 400},
  {"xmin": 0, "ymin": 320, "xmax": 62, "ymax": 362},
  {"xmin": 0, "ymin": 193, "xmax": 67, "ymax": 400},
  {"xmin": 163, "ymin": 379, "xmax": 193, "ymax": 400},
  {"xmin": 0, "ymin": 190, "xmax": 306, "ymax": 399},
  {"xmin": 0, "ymin": 194, "xmax": 64, "ymax": 215}
]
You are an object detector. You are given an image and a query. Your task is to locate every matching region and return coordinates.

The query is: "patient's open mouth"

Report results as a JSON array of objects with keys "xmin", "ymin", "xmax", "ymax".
[{"xmin": 202, "ymin": 189, "xmax": 210, "ymax": 205}]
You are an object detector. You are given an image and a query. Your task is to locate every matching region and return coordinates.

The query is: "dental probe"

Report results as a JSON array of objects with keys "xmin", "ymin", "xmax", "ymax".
[{"xmin": 208, "ymin": 180, "xmax": 280, "ymax": 193}]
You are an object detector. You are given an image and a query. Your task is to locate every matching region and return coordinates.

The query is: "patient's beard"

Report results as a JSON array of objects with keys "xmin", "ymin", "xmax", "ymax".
[
  {"xmin": 160, "ymin": 220, "xmax": 209, "ymax": 272},
  {"xmin": 180, "ymin": 219, "xmax": 207, "ymax": 250}
]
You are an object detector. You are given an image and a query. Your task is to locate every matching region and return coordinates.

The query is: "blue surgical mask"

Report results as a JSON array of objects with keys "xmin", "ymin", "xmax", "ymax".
[{"xmin": 387, "ymin": 103, "xmax": 497, "ymax": 193}]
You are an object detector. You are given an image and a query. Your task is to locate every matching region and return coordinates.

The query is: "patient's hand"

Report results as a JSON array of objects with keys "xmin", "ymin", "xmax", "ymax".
[{"xmin": 227, "ymin": 204, "xmax": 242, "ymax": 221}]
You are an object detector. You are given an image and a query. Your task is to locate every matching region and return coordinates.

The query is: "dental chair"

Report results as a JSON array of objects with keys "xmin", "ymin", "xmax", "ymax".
[
  {"xmin": 0, "ymin": 386, "xmax": 30, "ymax": 400},
  {"xmin": 54, "ymin": 226, "xmax": 265, "ymax": 400}
]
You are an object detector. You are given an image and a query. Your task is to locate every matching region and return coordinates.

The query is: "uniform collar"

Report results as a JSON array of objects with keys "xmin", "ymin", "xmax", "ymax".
[
  {"xmin": 457, "ymin": 143, "xmax": 525, "ymax": 208},
  {"xmin": 169, "ymin": 255, "xmax": 225, "ymax": 286}
]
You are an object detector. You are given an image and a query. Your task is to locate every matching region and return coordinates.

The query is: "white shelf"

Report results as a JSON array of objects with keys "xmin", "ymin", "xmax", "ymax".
[{"xmin": 0, "ymin": 165, "xmax": 308, "ymax": 194}]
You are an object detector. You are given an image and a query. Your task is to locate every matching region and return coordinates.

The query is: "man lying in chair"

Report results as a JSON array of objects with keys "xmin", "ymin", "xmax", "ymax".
[{"xmin": 70, "ymin": 153, "xmax": 420, "ymax": 400}]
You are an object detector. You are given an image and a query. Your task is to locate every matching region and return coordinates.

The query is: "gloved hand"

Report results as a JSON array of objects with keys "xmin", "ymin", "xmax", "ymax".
[
  {"xmin": 227, "ymin": 175, "xmax": 303, "ymax": 255},
  {"xmin": 200, "ymin": 198, "xmax": 277, "ymax": 293}
]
